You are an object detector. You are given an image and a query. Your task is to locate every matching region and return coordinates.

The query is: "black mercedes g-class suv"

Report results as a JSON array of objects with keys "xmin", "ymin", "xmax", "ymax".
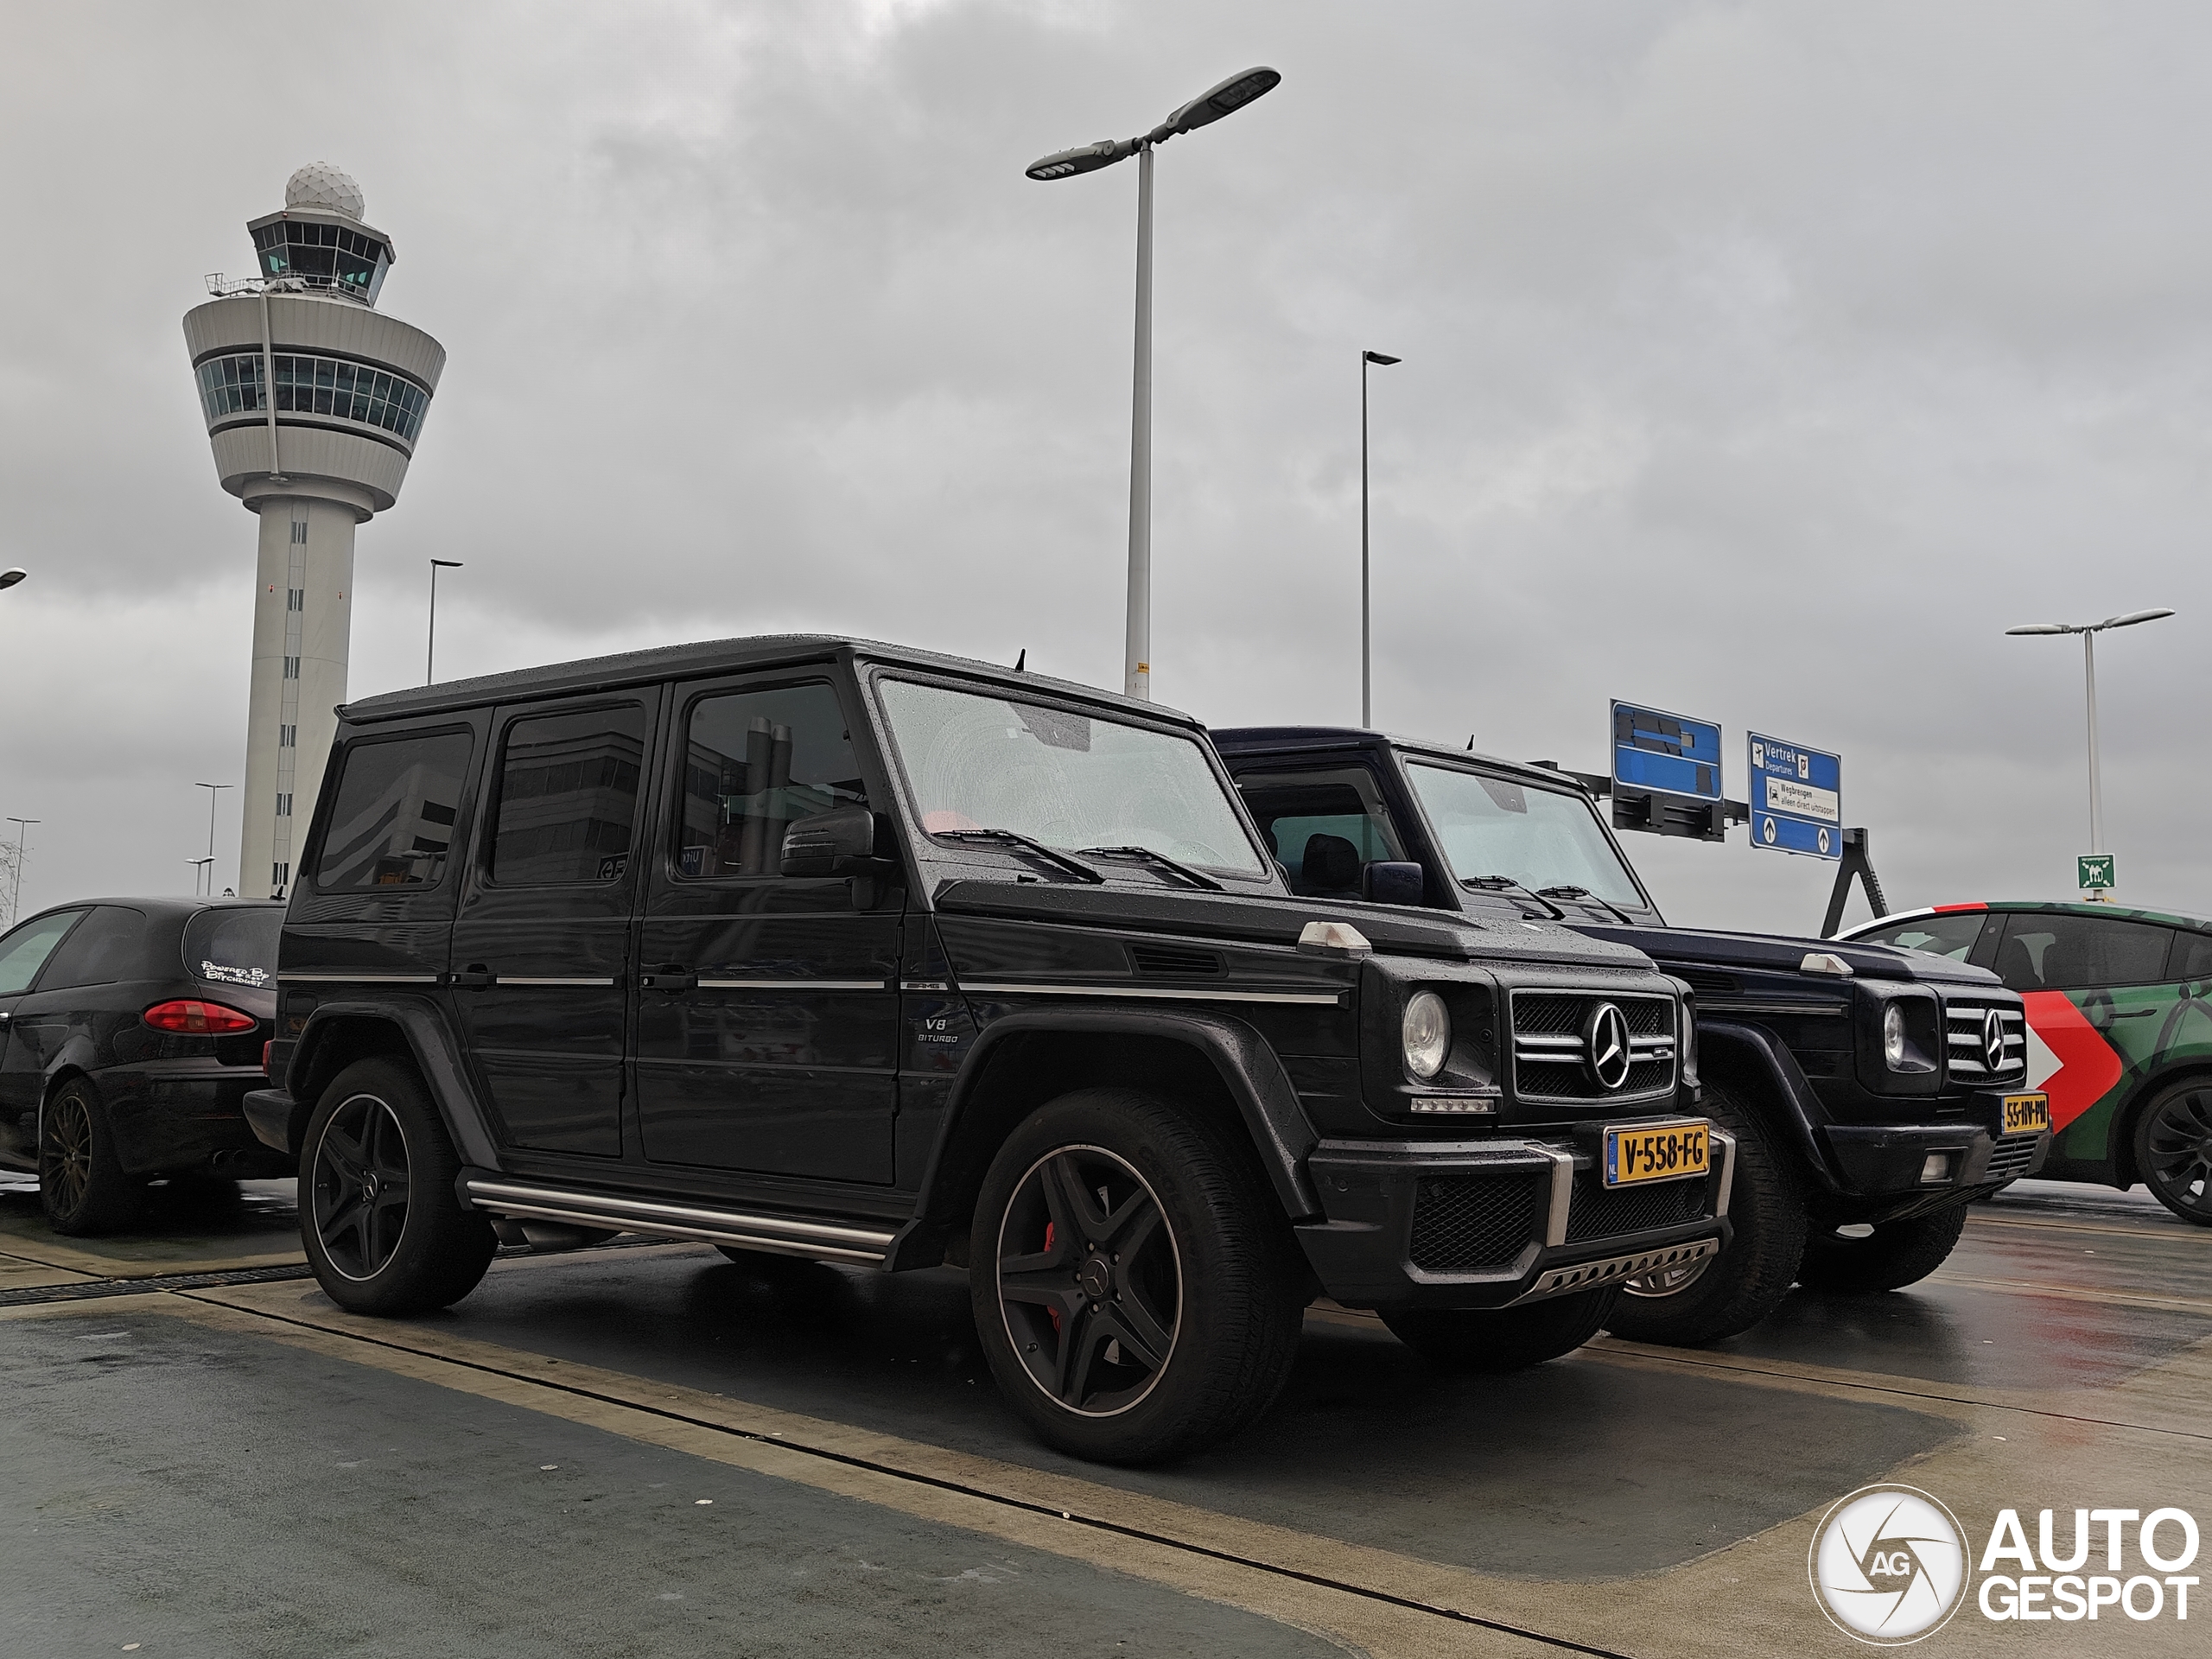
[
  {"xmin": 1214, "ymin": 727, "xmax": 2046, "ymax": 1347},
  {"xmin": 246, "ymin": 638, "xmax": 1722, "ymax": 1464}
]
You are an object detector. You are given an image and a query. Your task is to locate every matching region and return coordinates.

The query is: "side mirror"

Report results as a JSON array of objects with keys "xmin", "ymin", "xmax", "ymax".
[
  {"xmin": 780, "ymin": 806, "xmax": 886, "ymax": 878},
  {"xmin": 1361, "ymin": 861, "xmax": 1426, "ymax": 906}
]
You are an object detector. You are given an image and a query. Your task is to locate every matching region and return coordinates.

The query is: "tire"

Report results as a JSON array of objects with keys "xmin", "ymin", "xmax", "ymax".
[
  {"xmin": 969, "ymin": 1087, "xmax": 1306, "ymax": 1465},
  {"xmin": 1381, "ymin": 1287, "xmax": 1618, "ymax": 1374},
  {"xmin": 1604, "ymin": 1081, "xmax": 1807, "ymax": 1345},
  {"xmin": 300, "ymin": 1058, "xmax": 495, "ymax": 1315},
  {"xmin": 39, "ymin": 1077, "xmax": 143, "ymax": 1236},
  {"xmin": 2132, "ymin": 1080, "xmax": 2212, "ymax": 1226},
  {"xmin": 1796, "ymin": 1204, "xmax": 1968, "ymax": 1294}
]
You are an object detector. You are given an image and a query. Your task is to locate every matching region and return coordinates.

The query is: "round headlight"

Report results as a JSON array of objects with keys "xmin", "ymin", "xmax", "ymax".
[
  {"xmin": 1882, "ymin": 1003, "xmax": 1907, "ymax": 1067},
  {"xmin": 1402, "ymin": 990, "xmax": 1451, "ymax": 1079}
]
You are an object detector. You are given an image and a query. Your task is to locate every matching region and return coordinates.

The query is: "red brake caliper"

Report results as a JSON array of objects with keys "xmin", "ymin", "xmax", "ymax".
[{"xmin": 1044, "ymin": 1220, "xmax": 1061, "ymax": 1336}]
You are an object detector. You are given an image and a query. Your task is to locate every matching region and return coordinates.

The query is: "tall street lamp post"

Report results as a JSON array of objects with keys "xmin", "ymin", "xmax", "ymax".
[
  {"xmin": 427, "ymin": 558, "xmax": 463, "ymax": 684},
  {"xmin": 194, "ymin": 782, "xmax": 232, "ymax": 897},
  {"xmin": 1026, "ymin": 67, "xmax": 1281, "ymax": 702},
  {"xmin": 1361, "ymin": 350, "xmax": 1401, "ymax": 728},
  {"xmin": 2005, "ymin": 607, "xmax": 2175, "ymax": 885}
]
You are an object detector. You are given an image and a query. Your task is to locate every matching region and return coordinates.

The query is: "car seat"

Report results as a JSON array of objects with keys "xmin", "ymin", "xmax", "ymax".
[{"xmin": 1299, "ymin": 833, "xmax": 1363, "ymax": 898}]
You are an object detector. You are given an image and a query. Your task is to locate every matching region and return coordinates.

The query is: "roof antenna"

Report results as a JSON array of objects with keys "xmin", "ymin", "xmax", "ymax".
[
  {"xmin": 1466, "ymin": 734, "xmax": 1477, "ymax": 750},
  {"xmin": 1014, "ymin": 650, "xmax": 1027, "ymax": 672}
]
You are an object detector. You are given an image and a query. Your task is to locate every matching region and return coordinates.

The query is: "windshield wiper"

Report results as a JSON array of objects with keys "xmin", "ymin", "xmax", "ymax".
[
  {"xmin": 1076, "ymin": 845, "xmax": 1224, "ymax": 892},
  {"xmin": 1458, "ymin": 874, "xmax": 1565, "ymax": 919},
  {"xmin": 934, "ymin": 830, "xmax": 1105, "ymax": 884},
  {"xmin": 1535, "ymin": 884, "xmax": 1635, "ymax": 924}
]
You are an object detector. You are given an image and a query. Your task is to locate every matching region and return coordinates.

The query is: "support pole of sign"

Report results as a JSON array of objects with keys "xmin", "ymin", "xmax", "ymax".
[{"xmin": 1821, "ymin": 828, "xmax": 1888, "ymax": 938}]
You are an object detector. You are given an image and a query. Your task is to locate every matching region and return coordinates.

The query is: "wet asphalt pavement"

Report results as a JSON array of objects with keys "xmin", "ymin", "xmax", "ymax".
[{"xmin": 2, "ymin": 1175, "xmax": 2207, "ymax": 1657}]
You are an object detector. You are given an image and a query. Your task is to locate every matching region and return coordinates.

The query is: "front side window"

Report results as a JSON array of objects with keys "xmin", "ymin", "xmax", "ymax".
[
  {"xmin": 316, "ymin": 731, "xmax": 472, "ymax": 890},
  {"xmin": 1993, "ymin": 913, "xmax": 2176, "ymax": 992},
  {"xmin": 37, "ymin": 906, "xmax": 149, "ymax": 990},
  {"xmin": 490, "ymin": 705, "xmax": 651, "ymax": 886},
  {"xmin": 677, "ymin": 683, "xmax": 868, "ymax": 880},
  {"xmin": 0, "ymin": 910, "xmax": 86, "ymax": 995},
  {"xmin": 876, "ymin": 680, "xmax": 1265, "ymax": 876},
  {"xmin": 1853, "ymin": 912, "xmax": 1992, "ymax": 963},
  {"xmin": 1234, "ymin": 766, "xmax": 1408, "ymax": 897},
  {"xmin": 1405, "ymin": 763, "xmax": 1648, "ymax": 909}
]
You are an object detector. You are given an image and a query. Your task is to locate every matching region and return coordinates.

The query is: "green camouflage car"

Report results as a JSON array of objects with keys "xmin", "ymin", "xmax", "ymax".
[{"xmin": 1840, "ymin": 901, "xmax": 2212, "ymax": 1224}]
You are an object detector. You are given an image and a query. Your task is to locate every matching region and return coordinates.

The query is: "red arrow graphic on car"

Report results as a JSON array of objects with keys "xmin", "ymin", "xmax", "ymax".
[{"xmin": 2023, "ymin": 990, "xmax": 2126, "ymax": 1132}]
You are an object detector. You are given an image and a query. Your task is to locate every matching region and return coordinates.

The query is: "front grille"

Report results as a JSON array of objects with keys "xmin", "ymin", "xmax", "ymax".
[
  {"xmin": 1408, "ymin": 1172, "xmax": 1545, "ymax": 1272},
  {"xmin": 1942, "ymin": 998, "xmax": 2028, "ymax": 1085},
  {"xmin": 1986, "ymin": 1133, "xmax": 2041, "ymax": 1182},
  {"xmin": 1510, "ymin": 989, "xmax": 1677, "ymax": 1103},
  {"xmin": 1128, "ymin": 942, "xmax": 1224, "ymax": 977},
  {"xmin": 1566, "ymin": 1174, "xmax": 1710, "ymax": 1243}
]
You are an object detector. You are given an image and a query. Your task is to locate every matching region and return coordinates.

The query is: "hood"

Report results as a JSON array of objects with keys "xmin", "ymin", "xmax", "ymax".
[
  {"xmin": 935, "ymin": 881, "xmax": 1659, "ymax": 971},
  {"xmin": 1567, "ymin": 921, "xmax": 2003, "ymax": 988}
]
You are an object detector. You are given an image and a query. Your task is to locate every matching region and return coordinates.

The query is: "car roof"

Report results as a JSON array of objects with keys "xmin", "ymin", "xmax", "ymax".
[
  {"xmin": 341, "ymin": 634, "xmax": 1204, "ymax": 733},
  {"xmin": 15, "ymin": 897, "xmax": 278, "ymax": 923},
  {"xmin": 1211, "ymin": 726, "xmax": 1591, "ymax": 794},
  {"xmin": 1844, "ymin": 900, "xmax": 2212, "ymax": 937}
]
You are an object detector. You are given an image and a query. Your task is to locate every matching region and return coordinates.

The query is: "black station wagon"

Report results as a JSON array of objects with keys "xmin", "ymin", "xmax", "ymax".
[
  {"xmin": 247, "ymin": 637, "xmax": 1726, "ymax": 1463},
  {"xmin": 0, "ymin": 898, "xmax": 285, "ymax": 1232}
]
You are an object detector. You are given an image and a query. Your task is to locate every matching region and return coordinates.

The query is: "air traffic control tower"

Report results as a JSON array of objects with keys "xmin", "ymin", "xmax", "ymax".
[{"xmin": 183, "ymin": 164, "xmax": 445, "ymax": 897}]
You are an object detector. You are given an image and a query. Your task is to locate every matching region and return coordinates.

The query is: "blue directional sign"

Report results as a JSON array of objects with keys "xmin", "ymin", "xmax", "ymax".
[
  {"xmin": 1611, "ymin": 702, "xmax": 1723, "ymax": 802},
  {"xmin": 1747, "ymin": 733, "xmax": 1842, "ymax": 860}
]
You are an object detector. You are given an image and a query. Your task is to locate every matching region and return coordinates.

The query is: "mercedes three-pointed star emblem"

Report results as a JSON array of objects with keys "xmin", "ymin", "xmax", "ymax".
[
  {"xmin": 1584, "ymin": 1002, "xmax": 1632, "ymax": 1091},
  {"xmin": 1984, "ymin": 1008, "xmax": 2006, "ymax": 1071}
]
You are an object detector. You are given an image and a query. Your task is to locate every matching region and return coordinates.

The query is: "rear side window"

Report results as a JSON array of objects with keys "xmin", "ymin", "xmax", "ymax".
[
  {"xmin": 1853, "ymin": 912, "xmax": 1993, "ymax": 963},
  {"xmin": 317, "ymin": 732, "xmax": 473, "ymax": 889},
  {"xmin": 491, "ymin": 703, "xmax": 652, "ymax": 885},
  {"xmin": 677, "ymin": 682, "xmax": 869, "ymax": 879},
  {"xmin": 1994, "ymin": 913, "xmax": 2176, "ymax": 992},
  {"xmin": 1233, "ymin": 767, "xmax": 1408, "ymax": 896},
  {"xmin": 184, "ymin": 907, "xmax": 282, "ymax": 989},
  {"xmin": 0, "ymin": 910, "xmax": 86, "ymax": 995},
  {"xmin": 2170, "ymin": 931, "xmax": 2212, "ymax": 983},
  {"xmin": 37, "ymin": 906, "xmax": 149, "ymax": 989}
]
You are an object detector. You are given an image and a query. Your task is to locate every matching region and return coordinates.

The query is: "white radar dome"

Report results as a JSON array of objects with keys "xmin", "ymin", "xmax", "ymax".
[{"xmin": 284, "ymin": 163, "xmax": 365, "ymax": 222}]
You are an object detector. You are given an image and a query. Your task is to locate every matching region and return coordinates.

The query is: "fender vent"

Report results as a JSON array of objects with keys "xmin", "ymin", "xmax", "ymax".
[
  {"xmin": 1675, "ymin": 967, "xmax": 1738, "ymax": 996},
  {"xmin": 1128, "ymin": 943, "xmax": 1225, "ymax": 978}
]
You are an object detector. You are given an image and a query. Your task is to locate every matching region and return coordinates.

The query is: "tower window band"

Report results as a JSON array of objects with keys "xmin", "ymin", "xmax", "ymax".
[{"xmin": 196, "ymin": 353, "xmax": 428, "ymax": 442}]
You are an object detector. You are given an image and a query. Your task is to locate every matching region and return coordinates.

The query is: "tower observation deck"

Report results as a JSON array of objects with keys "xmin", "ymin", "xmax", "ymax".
[{"xmin": 183, "ymin": 164, "xmax": 446, "ymax": 898}]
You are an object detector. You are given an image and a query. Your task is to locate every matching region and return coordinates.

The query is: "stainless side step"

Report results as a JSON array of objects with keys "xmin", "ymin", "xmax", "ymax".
[{"xmin": 461, "ymin": 1177, "xmax": 899, "ymax": 1267}]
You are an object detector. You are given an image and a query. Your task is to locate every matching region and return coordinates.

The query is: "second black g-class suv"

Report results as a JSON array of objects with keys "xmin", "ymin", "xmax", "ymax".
[
  {"xmin": 1214, "ymin": 727, "xmax": 2046, "ymax": 1348},
  {"xmin": 245, "ymin": 638, "xmax": 1722, "ymax": 1464}
]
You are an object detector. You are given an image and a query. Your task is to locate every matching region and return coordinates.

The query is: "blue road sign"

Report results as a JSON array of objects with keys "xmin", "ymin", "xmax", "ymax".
[
  {"xmin": 1611, "ymin": 702, "xmax": 1723, "ymax": 802},
  {"xmin": 1747, "ymin": 732, "xmax": 1842, "ymax": 860}
]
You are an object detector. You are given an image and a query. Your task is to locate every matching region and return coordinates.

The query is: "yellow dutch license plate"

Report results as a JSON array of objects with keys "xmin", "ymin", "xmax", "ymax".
[
  {"xmin": 2002, "ymin": 1093, "xmax": 2051, "ymax": 1135},
  {"xmin": 1604, "ymin": 1122, "xmax": 1710, "ymax": 1188}
]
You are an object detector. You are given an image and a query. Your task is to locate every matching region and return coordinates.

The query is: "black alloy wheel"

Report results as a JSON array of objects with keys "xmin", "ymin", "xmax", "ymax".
[
  {"xmin": 311, "ymin": 1092, "xmax": 413, "ymax": 1281},
  {"xmin": 299, "ymin": 1058, "xmax": 495, "ymax": 1315},
  {"xmin": 969, "ymin": 1088, "xmax": 1305, "ymax": 1465},
  {"xmin": 995, "ymin": 1144, "xmax": 1183, "ymax": 1418},
  {"xmin": 2134, "ymin": 1082, "xmax": 2212, "ymax": 1226},
  {"xmin": 39, "ymin": 1078, "xmax": 143, "ymax": 1236}
]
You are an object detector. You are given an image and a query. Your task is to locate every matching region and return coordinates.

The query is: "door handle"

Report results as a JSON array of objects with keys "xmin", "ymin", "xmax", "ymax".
[
  {"xmin": 640, "ymin": 967, "xmax": 696, "ymax": 993},
  {"xmin": 452, "ymin": 965, "xmax": 493, "ymax": 989}
]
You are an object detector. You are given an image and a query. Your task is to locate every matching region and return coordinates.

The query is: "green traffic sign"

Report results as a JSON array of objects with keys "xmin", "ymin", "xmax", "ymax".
[{"xmin": 2078, "ymin": 854, "xmax": 2115, "ymax": 890}]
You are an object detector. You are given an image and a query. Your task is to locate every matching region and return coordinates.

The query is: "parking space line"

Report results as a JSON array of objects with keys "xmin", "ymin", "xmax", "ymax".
[{"xmin": 152, "ymin": 1282, "xmax": 1639, "ymax": 1659}]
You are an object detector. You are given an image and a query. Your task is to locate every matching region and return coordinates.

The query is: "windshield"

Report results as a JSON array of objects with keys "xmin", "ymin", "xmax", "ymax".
[
  {"xmin": 1405, "ymin": 762, "xmax": 1648, "ymax": 909},
  {"xmin": 183, "ymin": 906, "xmax": 283, "ymax": 988},
  {"xmin": 876, "ymin": 679, "xmax": 1267, "ymax": 877}
]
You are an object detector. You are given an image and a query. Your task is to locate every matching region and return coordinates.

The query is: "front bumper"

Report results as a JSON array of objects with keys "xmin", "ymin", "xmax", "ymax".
[
  {"xmin": 1822, "ymin": 1110, "xmax": 2049, "ymax": 1215},
  {"xmin": 1295, "ymin": 1125, "xmax": 1734, "ymax": 1312}
]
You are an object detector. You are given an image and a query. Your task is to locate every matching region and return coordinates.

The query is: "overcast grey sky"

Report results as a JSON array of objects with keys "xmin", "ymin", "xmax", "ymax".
[{"xmin": 0, "ymin": 0, "xmax": 2204, "ymax": 932}]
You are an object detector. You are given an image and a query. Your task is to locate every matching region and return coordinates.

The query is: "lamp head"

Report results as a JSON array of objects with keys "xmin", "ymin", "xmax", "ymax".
[
  {"xmin": 1025, "ymin": 138, "xmax": 1137, "ymax": 181},
  {"xmin": 1163, "ymin": 67, "xmax": 1281, "ymax": 136},
  {"xmin": 2100, "ymin": 607, "xmax": 2175, "ymax": 630},
  {"xmin": 1364, "ymin": 351, "xmax": 1402, "ymax": 366},
  {"xmin": 2004, "ymin": 622, "xmax": 2075, "ymax": 635},
  {"xmin": 431, "ymin": 559, "xmax": 463, "ymax": 569},
  {"xmin": 0, "ymin": 568, "xmax": 24, "ymax": 591}
]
